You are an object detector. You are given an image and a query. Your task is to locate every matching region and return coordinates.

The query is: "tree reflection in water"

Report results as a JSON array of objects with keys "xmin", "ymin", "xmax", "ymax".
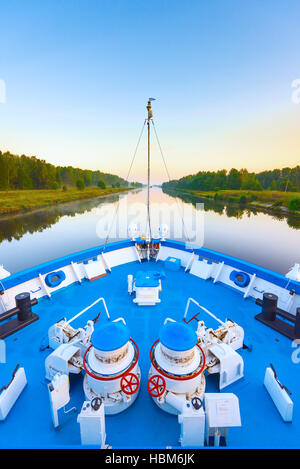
[
  {"xmin": 0, "ymin": 194, "xmax": 120, "ymax": 243},
  {"xmin": 162, "ymin": 188, "xmax": 300, "ymax": 230}
]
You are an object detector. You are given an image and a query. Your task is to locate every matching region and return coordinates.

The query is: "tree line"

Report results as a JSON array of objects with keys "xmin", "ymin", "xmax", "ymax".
[
  {"xmin": 0, "ymin": 150, "xmax": 142, "ymax": 190},
  {"xmin": 162, "ymin": 166, "xmax": 300, "ymax": 192}
]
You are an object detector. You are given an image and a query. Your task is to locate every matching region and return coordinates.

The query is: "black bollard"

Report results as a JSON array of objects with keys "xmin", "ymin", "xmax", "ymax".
[
  {"xmin": 15, "ymin": 292, "xmax": 32, "ymax": 322},
  {"xmin": 262, "ymin": 292, "xmax": 278, "ymax": 322},
  {"xmin": 295, "ymin": 308, "xmax": 300, "ymax": 339},
  {"xmin": 0, "ymin": 292, "xmax": 39, "ymax": 340}
]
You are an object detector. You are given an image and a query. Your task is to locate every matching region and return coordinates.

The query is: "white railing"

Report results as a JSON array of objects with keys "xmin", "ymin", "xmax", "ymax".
[
  {"xmin": 183, "ymin": 297, "xmax": 227, "ymax": 328},
  {"xmin": 66, "ymin": 297, "xmax": 110, "ymax": 325}
]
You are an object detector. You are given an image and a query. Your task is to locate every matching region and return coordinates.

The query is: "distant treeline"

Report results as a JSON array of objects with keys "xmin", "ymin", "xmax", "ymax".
[
  {"xmin": 0, "ymin": 150, "xmax": 142, "ymax": 190},
  {"xmin": 162, "ymin": 167, "xmax": 300, "ymax": 192}
]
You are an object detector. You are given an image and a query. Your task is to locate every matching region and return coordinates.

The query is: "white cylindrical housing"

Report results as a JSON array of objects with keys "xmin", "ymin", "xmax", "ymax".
[
  {"xmin": 153, "ymin": 343, "xmax": 204, "ymax": 394},
  {"xmin": 83, "ymin": 320, "xmax": 140, "ymax": 414},
  {"xmin": 86, "ymin": 341, "xmax": 135, "ymax": 395},
  {"xmin": 148, "ymin": 321, "xmax": 206, "ymax": 414},
  {"xmin": 159, "ymin": 343, "xmax": 199, "ymax": 369}
]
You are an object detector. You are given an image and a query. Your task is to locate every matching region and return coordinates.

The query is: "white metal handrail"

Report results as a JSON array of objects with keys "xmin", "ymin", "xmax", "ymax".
[
  {"xmin": 183, "ymin": 297, "xmax": 227, "ymax": 329},
  {"xmin": 66, "ymin": 297, "xmax": 110, "ymax": 325}
]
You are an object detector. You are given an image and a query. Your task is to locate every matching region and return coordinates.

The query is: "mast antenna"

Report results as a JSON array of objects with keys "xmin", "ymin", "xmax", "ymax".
[{"xmin": 146, "ymin": 98, "xmax": 155, "ymax": 240}]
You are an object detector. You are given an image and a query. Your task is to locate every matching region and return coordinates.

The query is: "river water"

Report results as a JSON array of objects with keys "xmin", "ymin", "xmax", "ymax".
[{"xmin": 0, "ymin": 188, "xmax": 299, "ymax": 275}]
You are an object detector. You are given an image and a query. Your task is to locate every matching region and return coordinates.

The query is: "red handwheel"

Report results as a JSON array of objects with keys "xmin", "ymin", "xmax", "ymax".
[
  {"xmin": 120, "ymin": 372, "xmax": 140, "ymax": 395},
  {"xmin": 147, "ymin": 374, "xmax": 166, "ymax": 398}
]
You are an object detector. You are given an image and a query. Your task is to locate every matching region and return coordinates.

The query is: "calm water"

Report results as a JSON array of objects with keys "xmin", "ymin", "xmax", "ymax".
[{"xmin": 0, "ymin": 188, "xmax": 299, "ymax": 275}]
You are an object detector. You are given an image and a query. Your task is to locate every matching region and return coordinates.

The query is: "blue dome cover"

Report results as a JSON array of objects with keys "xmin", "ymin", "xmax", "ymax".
[
  {"xmin": 91, "ymin": 321, "xmax": 130, "ymax": 351},
  {"xmin": 159, "ymin": 321, "xmax": 197, "ymax": 351},
  {"xmin": 135, "ymin": 271, "xmax": 160, "ymax": 287}
]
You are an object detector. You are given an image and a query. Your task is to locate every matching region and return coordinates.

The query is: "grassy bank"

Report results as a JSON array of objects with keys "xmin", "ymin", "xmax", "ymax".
[
  {"xmin": 172, "ymin": 189, "xmax": 300, "ymax": 213},
  {"xmin": 0, "ymin": 187, "xmax": 130, "ymax": 216}
]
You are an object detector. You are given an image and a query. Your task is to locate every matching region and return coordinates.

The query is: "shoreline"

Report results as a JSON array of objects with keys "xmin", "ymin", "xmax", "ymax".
[
  {"xmin": 163, "ymin": 188, "xmax": 300, "ymax": 217},
  {"xmin": 0, "ymin": 187, "xmax": 132, "ymax": 218}
]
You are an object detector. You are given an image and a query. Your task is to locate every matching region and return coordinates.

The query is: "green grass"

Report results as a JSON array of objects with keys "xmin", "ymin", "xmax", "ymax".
[
  {"xmin": 0, "ymin": 187, "xmax": 129, "ymax": 215},
  {"xmin": 175, "ymin": 189, "xmax": 300, "ymax": 211}
]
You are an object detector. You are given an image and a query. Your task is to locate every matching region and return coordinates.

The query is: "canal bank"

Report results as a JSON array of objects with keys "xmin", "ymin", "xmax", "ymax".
[
  {"xmin": 0, "ymin": 186, "xmax": 131, "ymax": 216},
  {"xmin": 162, "ymin": 188, "xmax": 300, "ymax": 216}
]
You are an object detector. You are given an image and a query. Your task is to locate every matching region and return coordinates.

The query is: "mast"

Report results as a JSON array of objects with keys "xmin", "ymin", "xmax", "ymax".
[{"xmin": 146, "ymin": 98, "xmax": 154, "ymax": 240}]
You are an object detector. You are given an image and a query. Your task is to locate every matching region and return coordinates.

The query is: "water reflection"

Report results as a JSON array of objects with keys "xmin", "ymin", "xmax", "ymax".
[
  {"xmin": 0, "ymin": 193, "xmax": 122, "ymax": 243},
  {"xmin": 163, "ymin": 188, "xmax": 300, "ymax": 230},
  {"xmin": 0, "ymin": 187, "xmax": 299, "ymax": 275}
]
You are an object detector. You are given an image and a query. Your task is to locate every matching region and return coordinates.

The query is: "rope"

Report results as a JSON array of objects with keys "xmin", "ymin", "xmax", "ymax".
[
  {"xmin": 151, "ymin": 119, "xmax": 192, "ymax": 244},
  {"xmin": 103, "ymin": 119, "xmax": 146, "ymax": 249}
]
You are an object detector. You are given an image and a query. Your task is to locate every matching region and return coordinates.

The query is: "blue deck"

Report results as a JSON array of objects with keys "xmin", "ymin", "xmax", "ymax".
[{"xmin": 0, "ymin": 260, "xmax": 299, "ymax": 449}]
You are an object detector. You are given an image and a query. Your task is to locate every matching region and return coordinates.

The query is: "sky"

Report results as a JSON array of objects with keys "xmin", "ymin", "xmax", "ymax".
[{"xmin": 0, "ymin": 0, "xmax": 300, "ymax": 184}]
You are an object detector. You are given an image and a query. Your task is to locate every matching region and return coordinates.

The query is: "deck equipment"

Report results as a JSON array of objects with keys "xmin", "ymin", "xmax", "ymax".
[
  {"xmin": 128, "ymin": 270, "xmax": 163, "ymax": 305},
  {"xmin": 0, "ymin": 292, "xmax": 38, "ymax": 340},
  {"xmin": 264, "ymin": 365, "xmax": 293, "ymax": 422},
  {"xmin": 77, "ymin": 398, "xmax": 107, "ymax": 447},
  {"xmin": 148, "ymin": 318, "xmax": 206, "ymax": 415},
  {"xmin": 255, "ymin": 292, "xmax": 300, "ymax": 340},
  {"xmin": 83, "ymin": 319, "xmax": 140, "ymax": 414},
  {"xmin": 0, "ymin": 365, "xmax": 27, "ymax": 421},
  {"xmin": 147, "ymin": 314, "xmax": 243, "ymax": 446},
  {"xmin": 46, "ymin": 298, "xmax": 140, "ymax": 416},
  {"xmin": 0, "ymin": 100, "xmax": 300, "ymax": 449}
]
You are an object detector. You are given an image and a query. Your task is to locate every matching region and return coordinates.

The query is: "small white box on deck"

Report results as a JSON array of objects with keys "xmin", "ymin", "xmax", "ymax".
[{"xmin": 77, "ymin": 400, "xmax": 106, "ymax": 447}]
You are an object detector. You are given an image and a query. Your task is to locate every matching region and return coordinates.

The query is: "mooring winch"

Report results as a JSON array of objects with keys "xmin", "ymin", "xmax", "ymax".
[
  {"xmin": 46, "ymin": 298, "xmax": 141, "ymax": 419},
  {"xmin": 83, "ymin": 319, "xmax": 141, "ymax": 415},
  {"xmin": 147, "ymin": 318, "xmax": 206, "ymax": 415},
  {"xmin": 45, "ymin": 295, "xmax": 244, "ymax": 447}
]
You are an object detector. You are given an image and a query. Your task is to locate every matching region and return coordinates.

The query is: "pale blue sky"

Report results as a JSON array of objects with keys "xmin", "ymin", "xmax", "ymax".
[{"xmin": 0, "ymin": 0, "xmax": 300, "ymax": 183}]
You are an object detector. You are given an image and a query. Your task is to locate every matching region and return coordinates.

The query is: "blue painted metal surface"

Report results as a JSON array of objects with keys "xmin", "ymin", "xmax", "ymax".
[
  {"xmin": 164, "ymin": 256, "xmax": 181, "ymax": 272},
  {"xmin": 1, "ymin": 240, "xmax": 134, "ymax": 290},
  {"xmin": 162, "ymin": 240, "xmax": 300, "ymax": 294},
  {"xmin": 91, "ymin": 322, "xmax": 130, "ymax": 351},
  {"xmin": 229, "ymin": 270, "xmax": 251, "ymax": 288},
  {"xmin": 135, "ymin": 271, "xmax": 160, "ymax": 287},
  {"xmin": 0, "ymin": 259, "xmax": 299, "ymax": 448},
  {"xmin": 45, "ymin": 270, "xmax": 66, "ymax": 288},
  {"xmin": 135, "ymin": 238, "xmax": 147, "ymax": 244},
  {"xmin": 1, "ymin": 239, "xmax": 299, "ymax": 295},
  {"xmin": 159, "ymin": 321, "xmax": 197, "ymax": 351}
]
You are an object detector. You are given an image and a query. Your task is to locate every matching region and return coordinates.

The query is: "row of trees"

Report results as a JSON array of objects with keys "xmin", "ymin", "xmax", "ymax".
[
  {"xmin": 0, "ymin": 150, "xmax": 143, "ymax": 191},
  {"xmin": 162, "ymin": 166, "xmax": 300, "ymax": 192},
  {"xmin": 256, "ymin": 167, "xmax": 300, "ymax": 192}
]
